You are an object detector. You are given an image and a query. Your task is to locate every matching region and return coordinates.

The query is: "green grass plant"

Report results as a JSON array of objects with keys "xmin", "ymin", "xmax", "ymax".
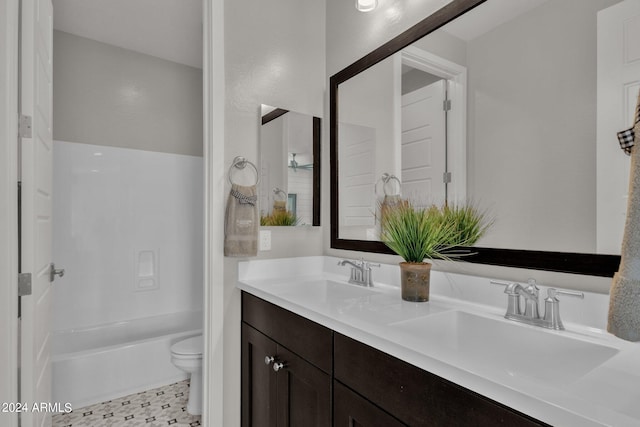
[
  {"xmin": 380, "ymin": 201, "xmax": 492, "ymax": 263},
  {"xmin": 260, "ymin": 210, "xmax": 300, "ymax": 226}
]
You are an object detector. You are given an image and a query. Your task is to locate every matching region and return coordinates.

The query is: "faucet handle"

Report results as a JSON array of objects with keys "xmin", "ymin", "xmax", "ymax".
[
  {"xmin": 543, "ymin": 288, "xmax": 584, "ymax": 330},
  {"xmin": 363, "ymin": 261, "xmax": 381, "ymax": 269},
  {"xmin": 546, "ymin": 288, "xmax": 584, "ymax": 300}
]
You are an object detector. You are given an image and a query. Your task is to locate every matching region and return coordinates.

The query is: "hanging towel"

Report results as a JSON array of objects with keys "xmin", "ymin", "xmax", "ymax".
[
  {"xmin": 224, "ymin": 184, "xmax": 258, "ymax": 257},
  {"xmin": 380, "ymin": 194, "xmax": 405, "ymax": 232},
  {"xmin": 273, "ymin": 200, "xmax": 287, "ymax": 213},
  {"xmin": 617, "ymin": 90, "xmax": 640, "ymax": 155}
]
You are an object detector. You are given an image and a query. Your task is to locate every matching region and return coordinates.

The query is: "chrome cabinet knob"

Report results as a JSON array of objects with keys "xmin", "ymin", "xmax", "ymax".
[
  {"xmin": 273, "ymin": 361, "xmax": 287, "ymax": 372},
  {"xmin": 264, "ymin": 356, "xmax": 275, "ymax": 366}
]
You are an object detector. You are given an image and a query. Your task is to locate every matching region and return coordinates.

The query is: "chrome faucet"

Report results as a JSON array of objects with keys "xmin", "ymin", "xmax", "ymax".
[
  {"xmin": 338, "ymin": 258, "xmax": 380, "ymax": 287},
  {"xmin": 491, "ymin": 279, "xmax": 584, "ymax": 330}
]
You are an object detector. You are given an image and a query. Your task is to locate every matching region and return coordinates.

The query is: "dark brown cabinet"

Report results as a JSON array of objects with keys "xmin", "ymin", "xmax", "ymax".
[
  {"xmin": 333, "ymin": 381, "xmax": 407, "ymax": 427},
  {"xmin": 334, "ymin": 333, "xmax": 547, "ymax": 427},
  {"xmin": 242, "ymin": 293, "xmax": 331, "ymax": 427},
  {"xmin": 242, "ymin": 292, "xmax": 548, "ymax": 427}
]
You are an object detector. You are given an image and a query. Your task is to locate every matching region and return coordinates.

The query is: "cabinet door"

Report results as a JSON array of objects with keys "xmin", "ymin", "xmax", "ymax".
[
  {"xmin": 275, "ymin": 345, "xmax": 331, "ymax": 427},
  {"xmin": 242, "ymin": 324, "xmax": 278, "ymax": 427},
  {"xmin": 334, "ymin": 381, "xmax": 406, "ymax": 427}
]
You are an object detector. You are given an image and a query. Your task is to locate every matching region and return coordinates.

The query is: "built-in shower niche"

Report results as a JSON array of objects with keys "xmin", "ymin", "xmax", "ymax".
[{"xmin": 136, "ymin": 249, "xmax": 158, "ymax": 291}]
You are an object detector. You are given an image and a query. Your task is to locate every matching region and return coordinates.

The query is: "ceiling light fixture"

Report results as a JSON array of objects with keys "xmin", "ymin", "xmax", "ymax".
[{"xmin": 356, "ymin": 0, "xmax": 378, "ymax": 12}]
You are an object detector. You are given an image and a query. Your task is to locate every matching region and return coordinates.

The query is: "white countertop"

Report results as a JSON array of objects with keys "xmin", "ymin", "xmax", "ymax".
[{"xmin": 237, "ymin": 256, "xmax": 640, "ymax": 427}]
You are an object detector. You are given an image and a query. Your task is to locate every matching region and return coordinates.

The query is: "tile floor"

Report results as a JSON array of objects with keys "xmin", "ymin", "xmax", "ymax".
[{"xmin": 52, "ymin": 380, "xmax": 201, "ymax": 427}]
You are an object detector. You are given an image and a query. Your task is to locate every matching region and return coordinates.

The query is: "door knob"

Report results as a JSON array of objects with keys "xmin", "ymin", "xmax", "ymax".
[
  {"xmin": 264, "ymin": 356, "xmax": 275, "ymax": 366},
  {"xmin": 273, "ymin": 361, "xmax": 287, "ymax": 372},
  {"xmin": 50, "ymin": 263, "xmax": 65, "ymax": 282}
]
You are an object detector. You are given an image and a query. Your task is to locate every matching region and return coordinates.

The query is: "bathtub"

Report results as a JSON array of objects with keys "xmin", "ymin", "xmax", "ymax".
[{"xmin": 52, "ymin": 310, "xmax": 202, "ymax": 409}]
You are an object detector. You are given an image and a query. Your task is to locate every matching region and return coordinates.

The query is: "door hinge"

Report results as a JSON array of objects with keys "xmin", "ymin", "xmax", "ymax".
[
  {"xmin": 19, "ymin": 114, "xmax": 32, "ymax": 138},
  {"xmin": 443, "ymin": 172, "xmax": 452, "ymax": 184},
  {"xmin": 18, "ymin": 273, "xmax": 32, "ymax": 296},
  {"xmin": 443, "ymin": 99, "xmax": 451, "ymax": 112}
]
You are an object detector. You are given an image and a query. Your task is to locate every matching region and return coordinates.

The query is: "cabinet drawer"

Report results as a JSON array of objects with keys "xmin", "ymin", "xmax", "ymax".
[
  {"xmin": 242, "ymin": 292, "xmax": 333, "ymax": 373},
  {"xmin": 334, "ymin": 381, "xmax": 406, "ymax": 427},
  {"xmin": 334, "ymin": 333, "xmax": 548, "ymax": 427}
]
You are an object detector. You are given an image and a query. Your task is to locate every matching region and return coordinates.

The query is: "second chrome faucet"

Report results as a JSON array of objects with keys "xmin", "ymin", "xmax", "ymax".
[
  {"xmin": 338, "ymin": 258, "xmax": 380, "ymax": 287},
  {"xmin": 491, "ymin": 279, "xmax": 584, "ymax": 330}
]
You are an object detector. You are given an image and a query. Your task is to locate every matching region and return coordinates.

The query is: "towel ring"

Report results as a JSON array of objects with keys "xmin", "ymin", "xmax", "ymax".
[
  {"xmin": 375, "ymin": 173, "xmax": 401, "ymax": 197},
  {"xmin": 273, "ymin": 187, "xmax": 287, "ymax": 201},
  {"xmin": 228, "ymin": 156, "xmax": 260, "ymax": 186}
]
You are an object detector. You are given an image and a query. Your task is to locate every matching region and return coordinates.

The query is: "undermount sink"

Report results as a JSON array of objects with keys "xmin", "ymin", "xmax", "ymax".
[
  {"xmin": 391, "ymin": 310, "xmax": 619, "ymax": 385},
  {"xmin": 279, "ymin": 279, "xmax": 379, "ymax": 304}
]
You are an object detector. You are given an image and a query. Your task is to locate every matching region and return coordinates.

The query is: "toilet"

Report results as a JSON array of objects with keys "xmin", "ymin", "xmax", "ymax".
[{"xmin": 170, "ymin": 335, "xmax": 203, "ymax": 415}]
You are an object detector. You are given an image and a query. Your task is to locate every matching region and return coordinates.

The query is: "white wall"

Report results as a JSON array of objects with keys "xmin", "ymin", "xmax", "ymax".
[
  {"xmin": 223, "ymin": 0, "xmax": 326, "ymax": 425},
  {"xmin": 53, "ymin": 31, "xmax": 203, "ymax": 157},
  {"xmin": 466, "ymin": 0, "xmax": 619, "ymax": 253},
  {"xmin": 324, "ymin": 0, "xmax": 612, "ymax": 293},
  {"xmin": 52, "ymin": 141, "xmax": 203, "ymax": 331}
]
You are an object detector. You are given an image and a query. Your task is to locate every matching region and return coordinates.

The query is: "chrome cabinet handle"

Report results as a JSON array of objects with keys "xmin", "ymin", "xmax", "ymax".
[
  {"xmin": 264, "ymin": 356, "xmax": 275, "ymax": 366},
  {"xmin": 273, "ymin": 361, "xmax": 287, "ymax": 372}
]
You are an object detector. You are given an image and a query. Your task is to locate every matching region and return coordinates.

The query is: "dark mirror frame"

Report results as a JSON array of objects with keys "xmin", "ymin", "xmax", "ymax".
[
  {"xmin": 330, "ymin": 0, "xmax": 620, "ymax": 277},
  {"xmin": 262, "ymin": 107, "xmax": 322, "ymax": 226}
]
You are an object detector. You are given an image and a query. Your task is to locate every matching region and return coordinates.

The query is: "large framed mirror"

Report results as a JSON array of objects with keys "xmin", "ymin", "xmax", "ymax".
[
  {"xmin": 331, "ymin": 0, "xmax": 626, "ymax": 276},
  {"xmin": 260, "ymin": 105, "xmax": 321, "ymax": 226}
]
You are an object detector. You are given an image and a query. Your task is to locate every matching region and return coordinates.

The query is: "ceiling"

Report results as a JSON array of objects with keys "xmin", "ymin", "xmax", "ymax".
[
  {"xmin": 51, "ymin": 0, "xmax": 548, "ymax": 71},
  {"xmin": 443, "ymin": 0, "xmax": 550, "ymax": 41},
  {"xmin": 53, "ymin": 0, "xmax": 203, "ymax": 69}
]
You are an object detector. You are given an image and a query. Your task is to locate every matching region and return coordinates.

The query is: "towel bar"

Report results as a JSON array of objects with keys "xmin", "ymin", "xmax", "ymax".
[
  {"xmin": 228, "ymin": 156, "xmax": 260, "ymax": 186},
  {"xmin": 375, "ymin": 173, "xmax": 401, "ymax": 197}
]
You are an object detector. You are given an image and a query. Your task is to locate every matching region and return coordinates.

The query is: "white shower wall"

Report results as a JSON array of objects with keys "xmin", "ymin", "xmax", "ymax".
[{"xmin": 52, "ymin": 140, "xmax": 204, "ymax": 331}]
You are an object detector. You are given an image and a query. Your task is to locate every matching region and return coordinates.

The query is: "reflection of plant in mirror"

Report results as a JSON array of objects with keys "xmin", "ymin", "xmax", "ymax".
[
  {"xmin": 441, "ymin": 204, "xmax": 495, "ymax": 248},
  {"xmin": 380, "ymin": 201, "xmax": 493, "ymax": 262},
  {"xmin": 260, "ymin": 210, "xmax": 300, "ymax": 226}
]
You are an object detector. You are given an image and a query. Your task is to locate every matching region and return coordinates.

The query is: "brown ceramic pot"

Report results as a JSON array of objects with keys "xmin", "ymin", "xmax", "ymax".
[{"xmin": 400, "ymin": 262, "xmax": 431, "ymax": 302}]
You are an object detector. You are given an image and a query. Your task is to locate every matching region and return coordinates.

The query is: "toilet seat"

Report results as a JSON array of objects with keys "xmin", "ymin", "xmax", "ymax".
[{"xmin": 171, "ymin": 335, "xmax": 203, "ymax": 357}]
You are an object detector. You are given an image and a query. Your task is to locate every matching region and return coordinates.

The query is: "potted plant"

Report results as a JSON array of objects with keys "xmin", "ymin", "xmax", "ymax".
[
  {"xmin": 380, "ymin": 201, "xmax": 492, "ymax": 302},
  {"xmin": 260, "ymin": 210, "xmax": 300, "ymax": 226}
]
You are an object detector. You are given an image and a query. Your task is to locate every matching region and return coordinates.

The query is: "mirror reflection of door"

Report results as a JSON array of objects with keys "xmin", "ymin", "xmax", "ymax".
[
  {"xmin": 401, "ymin": 75, "xmax": 447, "ymax": 205},
  {"xmin": 338, "ymin": 122, "xmax": 376, "ymax": 239},
  {"xmin": 337, "ymin": 46, "xmax": 467, "ymax": 240}
]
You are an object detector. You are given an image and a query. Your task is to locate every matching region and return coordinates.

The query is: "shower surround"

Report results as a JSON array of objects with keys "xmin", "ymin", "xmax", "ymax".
[{"xmin": 51, "ymin": 140, "xmax": 203, "ymax": 406}]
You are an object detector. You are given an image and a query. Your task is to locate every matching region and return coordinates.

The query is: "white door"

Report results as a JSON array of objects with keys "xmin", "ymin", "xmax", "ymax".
[
  {"xmin": 597, "ymin": 0, "xmax": 640, "ymax": 254},
  {"xmin": 401, "ymin": 80, "xmax": 447, "ymax": 205},
  {"xmin": 338, "ymin": 122, "xmax": 376, "ymax": 237},
  {"xmin": 20, "ymin": 0, "xmax": 54, "ymax": 426}
]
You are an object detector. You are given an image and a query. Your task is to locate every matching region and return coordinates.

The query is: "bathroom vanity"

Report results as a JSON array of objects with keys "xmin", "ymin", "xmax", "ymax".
[
  {"xmin": 238, "ymin": 257, "xmax": 640, "ymax": 427},
  {"xmin": 242, "ymin": 292, "xmax": 544, "ymax": 426}
]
